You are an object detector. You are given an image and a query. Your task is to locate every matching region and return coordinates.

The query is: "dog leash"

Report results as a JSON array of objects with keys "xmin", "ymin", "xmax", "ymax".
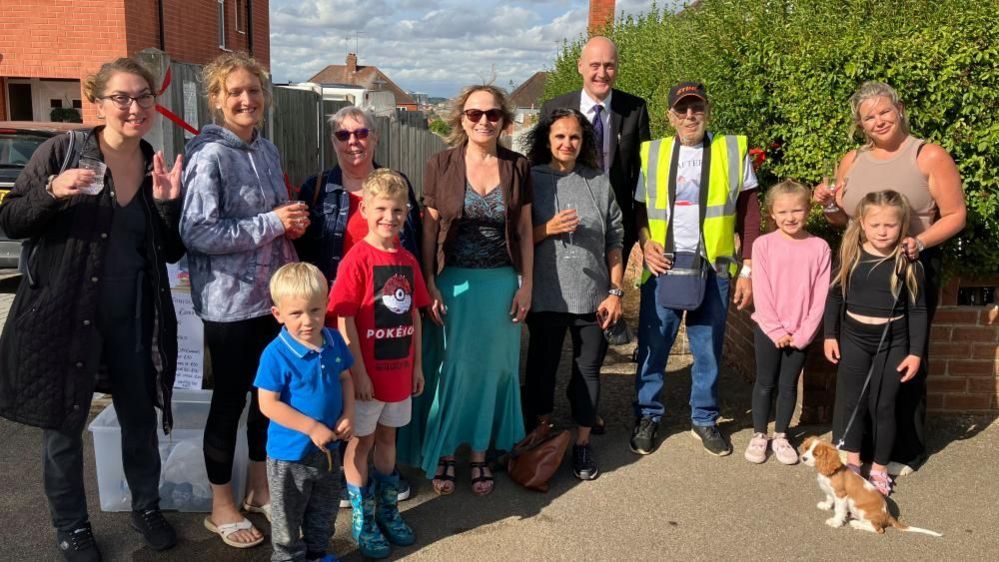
[{"xmin": 835, "ymin": 264, "xmax": 908, "ymax": 451}]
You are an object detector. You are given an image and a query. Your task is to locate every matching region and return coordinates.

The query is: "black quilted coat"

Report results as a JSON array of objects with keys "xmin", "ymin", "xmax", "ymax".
[{"xmin": 0, "ymin": 128, "xmax": 184, "ymax": 433}]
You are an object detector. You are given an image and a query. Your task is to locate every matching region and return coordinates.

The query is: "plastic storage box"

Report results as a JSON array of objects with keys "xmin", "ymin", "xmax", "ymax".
[{"xmin": 88, "ymin": 389, "xmax": 248, "ymax": 512}]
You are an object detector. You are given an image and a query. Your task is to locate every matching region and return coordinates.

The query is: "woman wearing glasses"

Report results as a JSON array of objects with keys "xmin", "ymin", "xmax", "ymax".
[
  {"xmin": 295, "ymin": 105, "xmax": 422, "ymax": 285},
  {"xmin": 180, "ymin": 52, "xmax": 303, "ymax": 549},
  {"xmin": 0, "ymin": 57, "xmax": 184, "ymax": 559},
  {"xmin": 417, "ymin": 85, "xmax": 532, "ymax": 496}
]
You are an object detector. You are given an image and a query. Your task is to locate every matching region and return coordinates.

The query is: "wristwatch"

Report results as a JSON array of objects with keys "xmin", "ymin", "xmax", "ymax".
[
  {"xmin": 738, "ymin": 264, "xmax": 752, "ymax": 279},
  {"xmin": 608, "ymin": 287, "xmax": 624, "ymax": 298}
]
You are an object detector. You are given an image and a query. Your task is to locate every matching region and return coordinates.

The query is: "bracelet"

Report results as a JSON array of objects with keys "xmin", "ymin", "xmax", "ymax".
[
  {"xmin": 45, "ymin": 175, "xmax": 58, "ymax": 198},
  {"xmin": 608, "ymin": 287, "xmax": 624, "ymax": 298},
  {"xmin": 915, "ymin": 237, "xmax": 925, "ymax": 253}
]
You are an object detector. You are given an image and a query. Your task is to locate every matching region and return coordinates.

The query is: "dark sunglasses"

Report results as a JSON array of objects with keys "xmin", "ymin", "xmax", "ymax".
[
  {"xmin": 333, "ymin": 128, "xmax": 370, "ymax": 142},
  {"xmin": 463, "ymin": 108, "xmax": 504, "ymax": 123}
]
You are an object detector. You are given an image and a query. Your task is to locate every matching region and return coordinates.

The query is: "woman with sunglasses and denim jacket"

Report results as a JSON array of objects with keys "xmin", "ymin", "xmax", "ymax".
[
  {"xmin": 294, "ymin": 105, "xmax": 422, "ymax": 507},
  {"xmin": 414, "ymin": 85, "xmax": 532, "ymax": 496},
  {"xmin": 294, "ymin": 106, "xmax": 422, "ymax": 285}
]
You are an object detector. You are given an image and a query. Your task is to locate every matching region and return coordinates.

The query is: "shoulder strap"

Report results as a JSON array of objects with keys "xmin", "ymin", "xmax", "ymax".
[
  {"xmin": 664, "ymin": 135, "xmax": 711, "ymax": 264},
  {"xmin": 59, "ymin": 130, "xmax": 89, "ymax": 173}
]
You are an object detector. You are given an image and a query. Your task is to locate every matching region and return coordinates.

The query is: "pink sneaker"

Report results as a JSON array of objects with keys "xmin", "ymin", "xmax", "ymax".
[
  {"xmin": 771, "ymin": 434, "xmax": 798, "ymax": 465},
  {"xmin": 744, "ymin": 433, "xmax": 768, "ymax": 463},
  {"xmin": 869, "ymin": 470, "xmax": 893, "ymax": 496}
]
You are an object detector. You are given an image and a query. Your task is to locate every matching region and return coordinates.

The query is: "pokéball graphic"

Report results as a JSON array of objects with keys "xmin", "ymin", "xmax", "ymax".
[{"xmin": 381, "ymin": 273, "xmax": 412, "ymax": 314}]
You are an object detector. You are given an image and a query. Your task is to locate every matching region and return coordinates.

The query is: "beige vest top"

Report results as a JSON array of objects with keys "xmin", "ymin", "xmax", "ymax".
[{"xmin": 842, "ymin": 136, "xmax": 936, "ymax": 235}]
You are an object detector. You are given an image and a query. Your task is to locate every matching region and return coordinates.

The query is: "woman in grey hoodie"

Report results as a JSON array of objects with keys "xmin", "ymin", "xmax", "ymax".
[
  {"xmin": 523, "ymin": 108, "xmax": 625, "ymax": 482},
  {"xmin": 180, "ymin": 52, "xmax": 305, "ymax": 548}
]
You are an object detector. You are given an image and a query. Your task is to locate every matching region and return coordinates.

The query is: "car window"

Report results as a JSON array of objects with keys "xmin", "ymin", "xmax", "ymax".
[{"xmin": 0, "ymin": 134, "xmax": 49, "ymax": 167}]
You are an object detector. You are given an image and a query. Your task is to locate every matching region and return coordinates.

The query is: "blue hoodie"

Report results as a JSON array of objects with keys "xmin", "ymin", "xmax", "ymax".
[{"xmin": 180, "ymin": 124, "xmax": 298, "ymax": 322}]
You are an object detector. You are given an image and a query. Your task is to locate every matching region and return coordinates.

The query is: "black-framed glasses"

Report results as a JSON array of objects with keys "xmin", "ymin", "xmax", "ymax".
[
  {"xmin": 333, "ymin": 128, "xmax": 370, "ymax": 142},
  {"xmin": 100, "ymin": 93, "xmax": 156, "ymax": 110},
  {"xmin": 463, "ymin": 108, "xmax": 503, "ymax": 123}
]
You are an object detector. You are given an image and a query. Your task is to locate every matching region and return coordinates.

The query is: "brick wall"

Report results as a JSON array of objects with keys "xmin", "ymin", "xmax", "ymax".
[
  {"xmin": 129, "ymin": 0, "xmax": 269, "ymax": 68},
  {"xmin": 588, "ymin": 0, "xmax": 616, "ymax": 34},
  {"xmin": 1, "ymin": 1, "xmax": 270, "ymax": 124},
  {"xmin": 724, "ymin": 304, "xmax": 999, "ymax": 422}
]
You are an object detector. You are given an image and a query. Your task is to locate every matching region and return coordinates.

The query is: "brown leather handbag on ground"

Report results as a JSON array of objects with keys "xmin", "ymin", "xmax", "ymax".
[{"xmin": 507, "ymin": 422, "xmax": 571, "ymax": 492}]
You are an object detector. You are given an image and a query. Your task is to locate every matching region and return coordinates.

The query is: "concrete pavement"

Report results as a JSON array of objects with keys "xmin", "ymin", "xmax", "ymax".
[{"xmin": 1, "ymin": 275, "xmax": 997, "ymax": 560}]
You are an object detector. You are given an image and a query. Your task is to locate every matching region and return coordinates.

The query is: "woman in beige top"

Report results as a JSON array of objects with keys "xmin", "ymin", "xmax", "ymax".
[{"xmin": 814, "ymin": 81, "xmax": 966, "ymax": 471}]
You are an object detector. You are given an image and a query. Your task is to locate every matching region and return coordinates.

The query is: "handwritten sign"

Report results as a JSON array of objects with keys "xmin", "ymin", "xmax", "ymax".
[{"xmin": 167, "ymin": 259, "xmax": 204, "ymax": 389}]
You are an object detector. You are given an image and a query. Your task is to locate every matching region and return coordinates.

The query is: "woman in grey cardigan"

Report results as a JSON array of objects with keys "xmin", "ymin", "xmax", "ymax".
[{"xmin": 523, "ymin": 108, "xmax": 624, "ymax": 481}]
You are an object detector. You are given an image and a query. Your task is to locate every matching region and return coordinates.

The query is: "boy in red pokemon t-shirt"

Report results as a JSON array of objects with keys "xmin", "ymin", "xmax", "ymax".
[{"xmin": 328, "ymin": 169, "xmax": 430, "ymax": 559}]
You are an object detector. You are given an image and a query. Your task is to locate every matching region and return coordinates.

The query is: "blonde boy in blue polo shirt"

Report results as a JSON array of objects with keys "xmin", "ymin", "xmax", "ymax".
[{"xmin": 255, "ymin": 262, "xmax": 355, "ymax": 562}]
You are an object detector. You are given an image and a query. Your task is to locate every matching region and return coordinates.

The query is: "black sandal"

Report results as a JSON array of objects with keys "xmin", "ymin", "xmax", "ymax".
[
  {"xmin": 470, "ymin": 461, "xmax": 494, "ymax": 496},
  {"xmin": 433, "ymin": 459, "xmax": 456, "ymax": 496}
]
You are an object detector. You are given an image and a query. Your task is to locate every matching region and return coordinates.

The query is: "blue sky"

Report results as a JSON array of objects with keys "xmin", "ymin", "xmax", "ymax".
[{"xmin": 268, "ymin": 0, "xmax": 667, "ymax": 97}]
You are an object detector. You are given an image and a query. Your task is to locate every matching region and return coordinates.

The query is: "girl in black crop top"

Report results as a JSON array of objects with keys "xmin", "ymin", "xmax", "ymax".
[{"xmin": 822, "ymin": 190, "xmax": 927, "ymax": 497}]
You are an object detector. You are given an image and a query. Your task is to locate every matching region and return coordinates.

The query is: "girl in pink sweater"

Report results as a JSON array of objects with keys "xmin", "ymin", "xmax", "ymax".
[{"xmin": 745, "ymin": 180, "xmax": 831, "ymax": 464}]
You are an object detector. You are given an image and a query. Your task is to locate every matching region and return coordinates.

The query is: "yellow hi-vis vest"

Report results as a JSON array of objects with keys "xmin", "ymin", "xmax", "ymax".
[{"xmin": 638, "ymin": 133, "xmax": 748, "ymax": 282}]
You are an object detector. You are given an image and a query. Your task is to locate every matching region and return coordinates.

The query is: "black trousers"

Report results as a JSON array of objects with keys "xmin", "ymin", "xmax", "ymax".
[
  {"xmin": 202, "ymin": 315, "xmax": 278, "ymax": 485},
  {"xmin": 833, "ymin": 316, "xmax": 909, "ymax": 466},
  {"xmin": 44, "ymin": 278, "xmax": 159, "ymax": 531},
  {"xmin": 751, "ymin": 326, "xmax": 807, "ymax": 434},
  {"xmin": 524, "ymin": 311, "xmax": 608, "ymax": 428},
  {"xmin": 890, "ymin": 249, "xmax": 939, "ymax": 465}
]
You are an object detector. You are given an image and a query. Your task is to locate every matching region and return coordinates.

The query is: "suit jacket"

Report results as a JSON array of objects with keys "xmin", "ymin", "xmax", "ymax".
[{"xmin": 541, "ymin": 88, "xmax": 651, "ymax": 248}]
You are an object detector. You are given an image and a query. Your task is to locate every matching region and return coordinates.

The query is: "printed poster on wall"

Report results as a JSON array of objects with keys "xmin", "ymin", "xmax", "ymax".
[{"xmin": 167, "ymin": 258, "xmax": 204, "ymax": 389}]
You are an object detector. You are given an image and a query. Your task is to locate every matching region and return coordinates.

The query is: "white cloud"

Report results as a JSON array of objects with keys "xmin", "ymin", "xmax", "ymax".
[{"xmin": 269, "ymin": 0, "xmax": 655, "ymax": 96}]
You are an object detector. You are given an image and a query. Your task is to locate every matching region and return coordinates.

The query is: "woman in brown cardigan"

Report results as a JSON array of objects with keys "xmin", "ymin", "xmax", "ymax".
[{"xmin": 416, "ymin": 85, "xmax": 533, "ymax": 496}]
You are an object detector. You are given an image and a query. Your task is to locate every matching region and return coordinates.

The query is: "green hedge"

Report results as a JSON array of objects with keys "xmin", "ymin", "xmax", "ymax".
[{"xmin": 544, "ymin": 0, "xmax": 999, "ymax": 277}]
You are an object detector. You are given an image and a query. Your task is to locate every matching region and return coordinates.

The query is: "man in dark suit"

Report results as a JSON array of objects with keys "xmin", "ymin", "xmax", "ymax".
[{"xmin": 542, "ymin": 36, "xmax": 651, "ymax": 260}]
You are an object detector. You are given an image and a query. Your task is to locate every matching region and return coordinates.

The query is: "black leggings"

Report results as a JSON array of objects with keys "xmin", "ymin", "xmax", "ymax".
[
  {"xmin": 833, "ymin": 316, "xmax": 909, "ymax": 466},
  {"xmin": 203, "ymin": 315, "xmax": 279, "ymax": 485},
  {"xmin": 751, "ymin": 326, "xmax": 806, "ymax": 434},
  {"xmin": 524, "ymin": 311, "xmax": 608, "ymax": 428}
]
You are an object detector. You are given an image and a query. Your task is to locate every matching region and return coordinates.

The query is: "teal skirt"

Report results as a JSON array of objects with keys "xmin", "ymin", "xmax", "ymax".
[{"xmin": 412, "ymin": 266, "xmax": 526, "ymax": 479}]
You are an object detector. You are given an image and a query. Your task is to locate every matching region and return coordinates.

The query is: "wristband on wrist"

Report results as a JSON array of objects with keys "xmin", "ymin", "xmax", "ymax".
[{"xmin": 45, "ymin": 175, "xmax": 58, "ymax": 198}]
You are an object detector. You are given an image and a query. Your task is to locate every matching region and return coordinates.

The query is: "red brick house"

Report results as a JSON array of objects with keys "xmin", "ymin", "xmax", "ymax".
[
  {"xmin": 308, "ymin": 53, "xmax": 418, "ymax": 112},
  {"xmin": 0, "ymin": 0, "xmax": 269, "ymax": 124}
]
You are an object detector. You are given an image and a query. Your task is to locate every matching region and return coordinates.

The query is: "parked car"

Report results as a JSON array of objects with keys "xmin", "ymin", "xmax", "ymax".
[{"xmin": 0, "ymin": 121, "xmax": 90, "ymax": 269}]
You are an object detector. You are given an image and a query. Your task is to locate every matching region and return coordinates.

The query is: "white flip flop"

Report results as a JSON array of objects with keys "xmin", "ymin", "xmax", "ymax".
[{"xmin": 203, "ymin": 517, "xmax": 264, "ymax": 549}]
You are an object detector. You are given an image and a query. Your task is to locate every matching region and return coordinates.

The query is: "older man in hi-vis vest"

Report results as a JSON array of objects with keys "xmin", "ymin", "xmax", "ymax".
[{"xmin": 630, "ymin": 82, "xmax": 762, "ymax": 457}]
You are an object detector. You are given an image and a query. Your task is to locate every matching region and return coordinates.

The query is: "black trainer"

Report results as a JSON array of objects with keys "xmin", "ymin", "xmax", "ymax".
[
  {"xmin": 572, "ymin": 443, "xmax": 600, "ymax": 480},
  {"xmin": 130, "ymin": 509, "xmax": 177, "ymax": 551},
  {"xmin": 629, "ymin": 417, "xmax": 659, "ymax": 455},
  {"xmin": 56, "ymin": 524, "xmax": 102, "ymax": 562},
  {"xmin": 690, "ymin": 424, "xmax": 732, "ymax": 456}
]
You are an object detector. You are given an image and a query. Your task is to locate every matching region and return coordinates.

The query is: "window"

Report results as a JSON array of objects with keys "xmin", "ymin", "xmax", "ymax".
[
  {"xmin": 50, "ymin": 99, "xmax": 63, "ymax": 109},
  {"xmin": 235, "ymin": 0, "xmax": 246, "ymax": 34},
  {"xmin": 217, "ymin": 0, "xmax": 227, "ymax": 50}
]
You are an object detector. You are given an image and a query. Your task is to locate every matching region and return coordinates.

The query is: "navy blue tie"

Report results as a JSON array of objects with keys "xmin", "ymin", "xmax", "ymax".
[{"xmin": 592, "ymin": 104, "xmax": 605, "ymax": 170}]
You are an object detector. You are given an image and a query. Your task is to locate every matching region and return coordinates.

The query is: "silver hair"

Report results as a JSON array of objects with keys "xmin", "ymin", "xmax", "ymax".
[{"xmin": 327, "ymin": 105, "xmax": 377, "ymax": 139}]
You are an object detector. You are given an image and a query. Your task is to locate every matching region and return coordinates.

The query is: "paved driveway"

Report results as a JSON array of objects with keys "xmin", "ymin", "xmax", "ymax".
[{"xmin": 1, "ymin": 276, "xmax": 996, "ymax": 561}]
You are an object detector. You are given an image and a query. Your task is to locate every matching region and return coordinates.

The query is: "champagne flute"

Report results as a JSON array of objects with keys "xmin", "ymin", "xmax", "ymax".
[
  {"xmin": 823, "ymin": 163, "xmax": 839, "ymax": 213},
  {"xmin": 564, "ymin": 202, "xmax": 577, "ymax": 249}
]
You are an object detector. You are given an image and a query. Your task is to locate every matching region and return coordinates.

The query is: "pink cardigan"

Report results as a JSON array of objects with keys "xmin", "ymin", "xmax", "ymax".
[{"xmin": 750, "ymin": 231, "xmax": 831, "ymax": 349}]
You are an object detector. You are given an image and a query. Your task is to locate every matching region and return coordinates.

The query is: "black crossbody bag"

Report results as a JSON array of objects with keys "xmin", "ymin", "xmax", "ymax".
[{"xmin": 654, "ymin": 137, "xmax": 712, "ymax": 311}]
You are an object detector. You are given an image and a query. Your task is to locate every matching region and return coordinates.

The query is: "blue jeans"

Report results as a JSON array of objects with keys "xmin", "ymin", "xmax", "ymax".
[{"xmin": 634, "ymin": 269, "xmax": 730, "ymax": 426}]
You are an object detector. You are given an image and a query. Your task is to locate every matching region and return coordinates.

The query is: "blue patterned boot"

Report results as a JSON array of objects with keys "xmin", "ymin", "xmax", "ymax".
[
  {"xmin": 373, "ymin": 470, "xmax": 416, "ymax": 546},
  {"xmin": 347, "ymin": 482, "xmax": 391, "ymax": 558}
]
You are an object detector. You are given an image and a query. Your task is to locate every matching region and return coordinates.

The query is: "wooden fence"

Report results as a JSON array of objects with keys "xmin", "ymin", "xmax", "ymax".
[{"xmin": 138, "ymin": 48, "xmax": 447, "ymax": 198}]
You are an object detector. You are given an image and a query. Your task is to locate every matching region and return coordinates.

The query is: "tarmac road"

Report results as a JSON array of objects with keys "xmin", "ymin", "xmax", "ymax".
[{"xmin": 1, "ymin": 275, "xmax": 997, "ymax": 561}]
